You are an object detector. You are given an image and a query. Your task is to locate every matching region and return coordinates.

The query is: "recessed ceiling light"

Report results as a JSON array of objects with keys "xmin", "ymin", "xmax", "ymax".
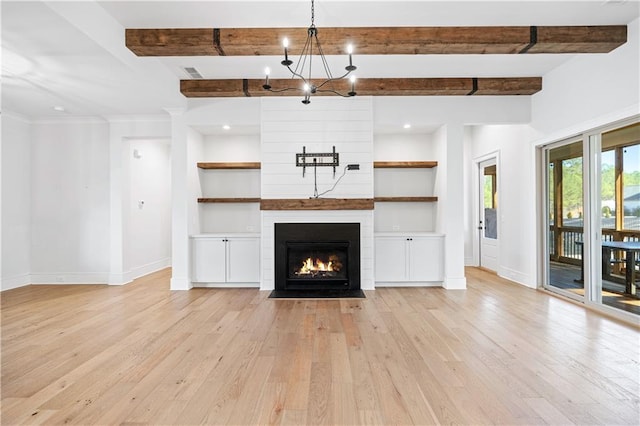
[
  {"xmin": 53, "ymin": 106, "xmax": 65, "ymax": 112},
  {"xmin": 403, "ymin": 123, "xmax": 411, "ymax": 129},
  {"xmin": 222, "ymin": 125, "xmax": 231, "ymax": 130}
]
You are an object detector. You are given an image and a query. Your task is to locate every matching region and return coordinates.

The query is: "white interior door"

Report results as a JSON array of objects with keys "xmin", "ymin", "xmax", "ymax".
[{"xmin": 479, "ymin": 158, "xmax": 498, "ymax": 272}]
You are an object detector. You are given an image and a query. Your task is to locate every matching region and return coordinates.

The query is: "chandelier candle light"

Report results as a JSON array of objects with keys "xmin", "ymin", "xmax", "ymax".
[{"xmin": 262, "ymin": 0, "xmax": 357, "ymax": 104}]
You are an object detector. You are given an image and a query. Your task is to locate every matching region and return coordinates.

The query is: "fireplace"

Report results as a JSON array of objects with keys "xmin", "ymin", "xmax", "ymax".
[{"xmin": 272, "ymin": 223, "xmax": 363, "ymax": 298}]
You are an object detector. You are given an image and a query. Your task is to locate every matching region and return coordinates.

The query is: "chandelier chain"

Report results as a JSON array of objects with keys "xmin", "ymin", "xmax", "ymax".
[{"xmin": 311, "ymin": 0, "xmax": 315, "ymax": 26}]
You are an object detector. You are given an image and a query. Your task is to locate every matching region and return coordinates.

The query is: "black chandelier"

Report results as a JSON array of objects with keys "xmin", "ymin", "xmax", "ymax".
[{"xmin": 262, "ymin": 0, "xmax": 357, "ymax": 104}]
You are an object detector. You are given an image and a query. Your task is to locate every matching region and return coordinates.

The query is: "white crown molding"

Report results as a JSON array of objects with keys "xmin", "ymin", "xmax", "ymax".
[
  {"xmin": 2, "ymin": 110, "xmax": 32, "ymax": 123},
  {"xmin": 31, "ymin": 116, "xmax": 108, "ymax": 125},
  {"xmin": 163, "ymin": 107, "xmax": 186, "ymax": 117},
  {"xmin": 104, "ymin": 114, "xmax": 172, "ymax": 123}
]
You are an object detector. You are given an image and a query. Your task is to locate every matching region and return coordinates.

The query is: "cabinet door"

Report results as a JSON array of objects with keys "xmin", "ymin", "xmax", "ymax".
[
  {"xmin": 192, "ymin": 238, "xmax": 226, "ymax": 282},
  {"xmin": 409, "ymin": 237, "xmax": 443, "ymax": 281},
  {"xmin": 226, "ymin": 238, "xmax": 260, "ymax": 283},
  {"xmin": 375, "ymin": 237, "xmax": 408, "ymax": 281}
]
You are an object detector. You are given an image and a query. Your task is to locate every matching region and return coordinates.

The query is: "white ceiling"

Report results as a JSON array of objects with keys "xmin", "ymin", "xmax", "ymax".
[{"xmin": 2, "ymin": 0, "xmax": 639, "ymax": 122}]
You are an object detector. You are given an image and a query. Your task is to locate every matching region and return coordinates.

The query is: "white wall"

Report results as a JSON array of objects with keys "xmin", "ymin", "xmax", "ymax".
[
  {"xmin": 108, "ymin": 116, "xmax": 172, "ymax": 284},
  {"xmin": 374, "ymin": 96, "xmax": 531, "ymax": 128},
  {"xmin": 1, "ymin": 113, "xmax": 31, "ymax": 290},
  {"xmin": 462, "ymin": 126, "xmax": 475, "ymax": 265},
  {"xmin": 439, "ymin": 124, "xmax": 467, "ymax": 289},
  {"xmin": 202, "ymin": 134, "xmax": 260, "ymax": 162},
  {"xmin": 433, "ymin": 125, "xmax": 447, "ymax": 235},
  {"xmin": 467, "ymin": 124, "xmax": 537, "ymax": 287},
  {"xmin": 261, "ymin": 97, "xmax": 374, "ymax": 199},
  {"xmin": 187, "ymin": 128, "xmax": 204, "ymax": 237},
  {"xmin": 531, "ymin": 18, "xmax": 640, "ymax": 137},
  {"xmin": 374, "ymin": 132, "xmax": 438, "ymax": 233},
  {"xmin": 1, "ymin": 115, "xmax": 173, "ymax": 289},
  {"xmin": 30, "ymin": 119, "xmax": 111, "ymax": 283},
  {"xmin": 126, "ymin": 139, "xmax": 172, "ymax": 279},
  {"xmin": 199, "ymin": 134, "xmax": 261, "ymax": 233}
]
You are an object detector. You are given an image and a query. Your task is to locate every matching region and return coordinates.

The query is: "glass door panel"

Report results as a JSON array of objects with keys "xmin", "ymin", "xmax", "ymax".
[
  {"xmin": 546, "ymin": 140, "xmax": 585, "ymax": 298},
  {"xmin": 600, "ymin": 123, "xmax": 640, "ymax": 315},
  {"xmin": 622, "ymin": 143, "xmax": 640, "ymax": 231},
  {"xmin": 479, "ymin": 159, "xmax": 498, "ymax": 271}
]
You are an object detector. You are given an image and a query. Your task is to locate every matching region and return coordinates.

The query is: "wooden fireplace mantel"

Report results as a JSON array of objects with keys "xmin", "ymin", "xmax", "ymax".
[{"xmin": 260, "ymin": 198, "xmax": 374, "ymax": 211}]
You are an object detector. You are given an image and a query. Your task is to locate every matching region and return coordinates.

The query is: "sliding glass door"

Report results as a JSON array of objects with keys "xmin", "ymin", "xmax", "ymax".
[{"xmin": 542, "ymin": 121, "xmax": 639, "ymax": 318}]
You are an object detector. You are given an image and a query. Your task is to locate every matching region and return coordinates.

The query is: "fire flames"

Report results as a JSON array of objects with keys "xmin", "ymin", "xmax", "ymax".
[{"xmin": 295, "ymin": 255, "xmax": 342, "ymax": 277}]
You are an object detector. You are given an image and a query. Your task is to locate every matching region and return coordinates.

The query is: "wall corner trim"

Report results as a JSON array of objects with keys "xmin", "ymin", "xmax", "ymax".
[{"xmin": 443, "ymin": 276, "xmax": 467, "ymax": 290}]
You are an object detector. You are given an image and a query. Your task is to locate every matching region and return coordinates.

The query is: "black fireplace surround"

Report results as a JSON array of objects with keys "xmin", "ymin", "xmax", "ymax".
[{"xmin": 272, "ymin": 223, "xmax": 364, "ymax": 298}]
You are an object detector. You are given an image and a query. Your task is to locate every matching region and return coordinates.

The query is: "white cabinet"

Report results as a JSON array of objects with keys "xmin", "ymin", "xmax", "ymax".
[
  {"xmin": 226, "ymin": 237, "xmax": 260, "ymax": 283},
  {"xmin": 193, "ymin": 237, "xmax": 227, "ymax": 283},
  {"xmin": 374, "ymin": 237, "xmax": 407, "ymax": 281},
  {"xmin": 191, "ymin": 234, "xmax": 260, "ymax": 286},
  {"xmin": 408, "ymin": 237, "xmax": 443, "ymax": 282},
  {"xmin": 375, "ymin": 233, "xmax": 443, "ymax": 284}
]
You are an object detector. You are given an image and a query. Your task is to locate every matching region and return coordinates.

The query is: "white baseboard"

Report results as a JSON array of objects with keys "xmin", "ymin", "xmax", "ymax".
[
  {"xmin": 375, "ymin": 281, "xmax": 442, "ymax": 288},
  {"xmin": 109, "ymin": 258, "xmax": 172, "ymax": 285},
  {"xmin": 498, "ymin": 266, "xmax": 535, "ymax": 288},
  {"xmin": 193, "ymin": 282, "xmax": 259, "ymax": 288},
  {"xmin": 464, "ymin": 256, "xmax": 476, "ymax": 266},
  {"xmin": 125, "ymin": 258, "xmax": 172, "ymax": 283},
  {"xmin": 1, "ymin": 273, "xmax": 31, "ymax": 291},
  {"xmin": 30, "ymin": 272, "xmax": 109, "ymax": 285},
  {"xmin": 108, "ymin": 273, "xmax": 131, "ymax": 286},
  {"xmin": 443, "ymin": 276, "xmax": 467, "ymax": 290}
]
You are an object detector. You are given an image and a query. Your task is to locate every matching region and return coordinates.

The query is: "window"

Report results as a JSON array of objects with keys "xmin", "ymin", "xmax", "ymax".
[
  {"xmin": 602, "ymin": 123, "xmax": 640, "ymax": 235},
  {"xmin": 622, "ymin": 143, "xmax": 640, "ymax": 231}
]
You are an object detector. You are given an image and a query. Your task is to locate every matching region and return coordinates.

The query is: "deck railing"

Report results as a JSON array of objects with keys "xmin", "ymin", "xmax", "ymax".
[{"xmin": 550, "ymin": 227, "xmax": 640, "ymax": 265}]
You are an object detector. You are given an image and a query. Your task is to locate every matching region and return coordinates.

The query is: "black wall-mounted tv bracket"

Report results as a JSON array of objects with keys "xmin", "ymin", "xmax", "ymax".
[{"xmin": 296, "ymin": 146, "xmax": 339, "ymax": 178}]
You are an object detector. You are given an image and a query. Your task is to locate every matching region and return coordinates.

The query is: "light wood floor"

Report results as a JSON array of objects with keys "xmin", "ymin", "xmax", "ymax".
[{"xmin": 2, "ymin": 268, "xmax": 639, "ymax": 425}]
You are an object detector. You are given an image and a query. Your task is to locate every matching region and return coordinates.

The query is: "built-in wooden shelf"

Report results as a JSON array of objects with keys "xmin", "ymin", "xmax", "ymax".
[
  {"xmin": 373, "ymin": 161, "xmax": 437, "ymax": 168},
  {"xmin": 197, "ymin": 162, "xmax": 261, "ymax": 169},
  {"xmin": 374, "ymin": 196, "xmax": 438, "ymax": 202},
  {"xmin": 198, "ymin": 197, "xmax": 261, "ymax": 203},
  {"xmin": 260, "ymin": 198, "xmax": 374, "ymax": 211}
]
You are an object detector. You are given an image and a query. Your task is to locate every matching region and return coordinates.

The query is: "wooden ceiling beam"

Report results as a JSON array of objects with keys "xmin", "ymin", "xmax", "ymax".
[
  {"xmin": 180, "ymin": 77, "xmax": 542, "ymax": 98},
  {"xmin": 127, "ymin": 26, "xmax": 626, "ymax": 56}
]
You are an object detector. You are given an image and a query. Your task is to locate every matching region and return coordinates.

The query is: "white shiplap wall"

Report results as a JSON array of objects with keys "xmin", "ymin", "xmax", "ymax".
[
  {"xmin": 260, "ymin": 97, "xmax": 374, "ymax": 290},
  {"xmin": 261, "ymin": 97, "xmax": 374, "ymax": 199}
]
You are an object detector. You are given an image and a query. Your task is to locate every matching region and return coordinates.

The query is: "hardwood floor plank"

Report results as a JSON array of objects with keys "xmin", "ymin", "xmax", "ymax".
[
  {"xmin": 256, "ymin": 382, "xmax": 286, "ymax": 425},
  {"xmin": 306, "ymin": 362, "xmax": 332, "ymax": 425},
  {"xmin": 329, "ymin": 333, "xmax": 353, "ymax": 384},
  {"xmin": 227, "ymin": 355, "xmax": 275, "ymax": 424},
  {"xmin": 281, "ymin": 409, "xmax": 306, "ymax": 425},
  {"xmin": 331, "ymin": 382, "xmax": 359, "ymax": 425},
  {"xmin": 358, "ymin": 409, "xmax": 386, "ymax": 425},
  {"xmin": 2, "ymin": 267, "xmax": 639, "ymax": 425}
]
